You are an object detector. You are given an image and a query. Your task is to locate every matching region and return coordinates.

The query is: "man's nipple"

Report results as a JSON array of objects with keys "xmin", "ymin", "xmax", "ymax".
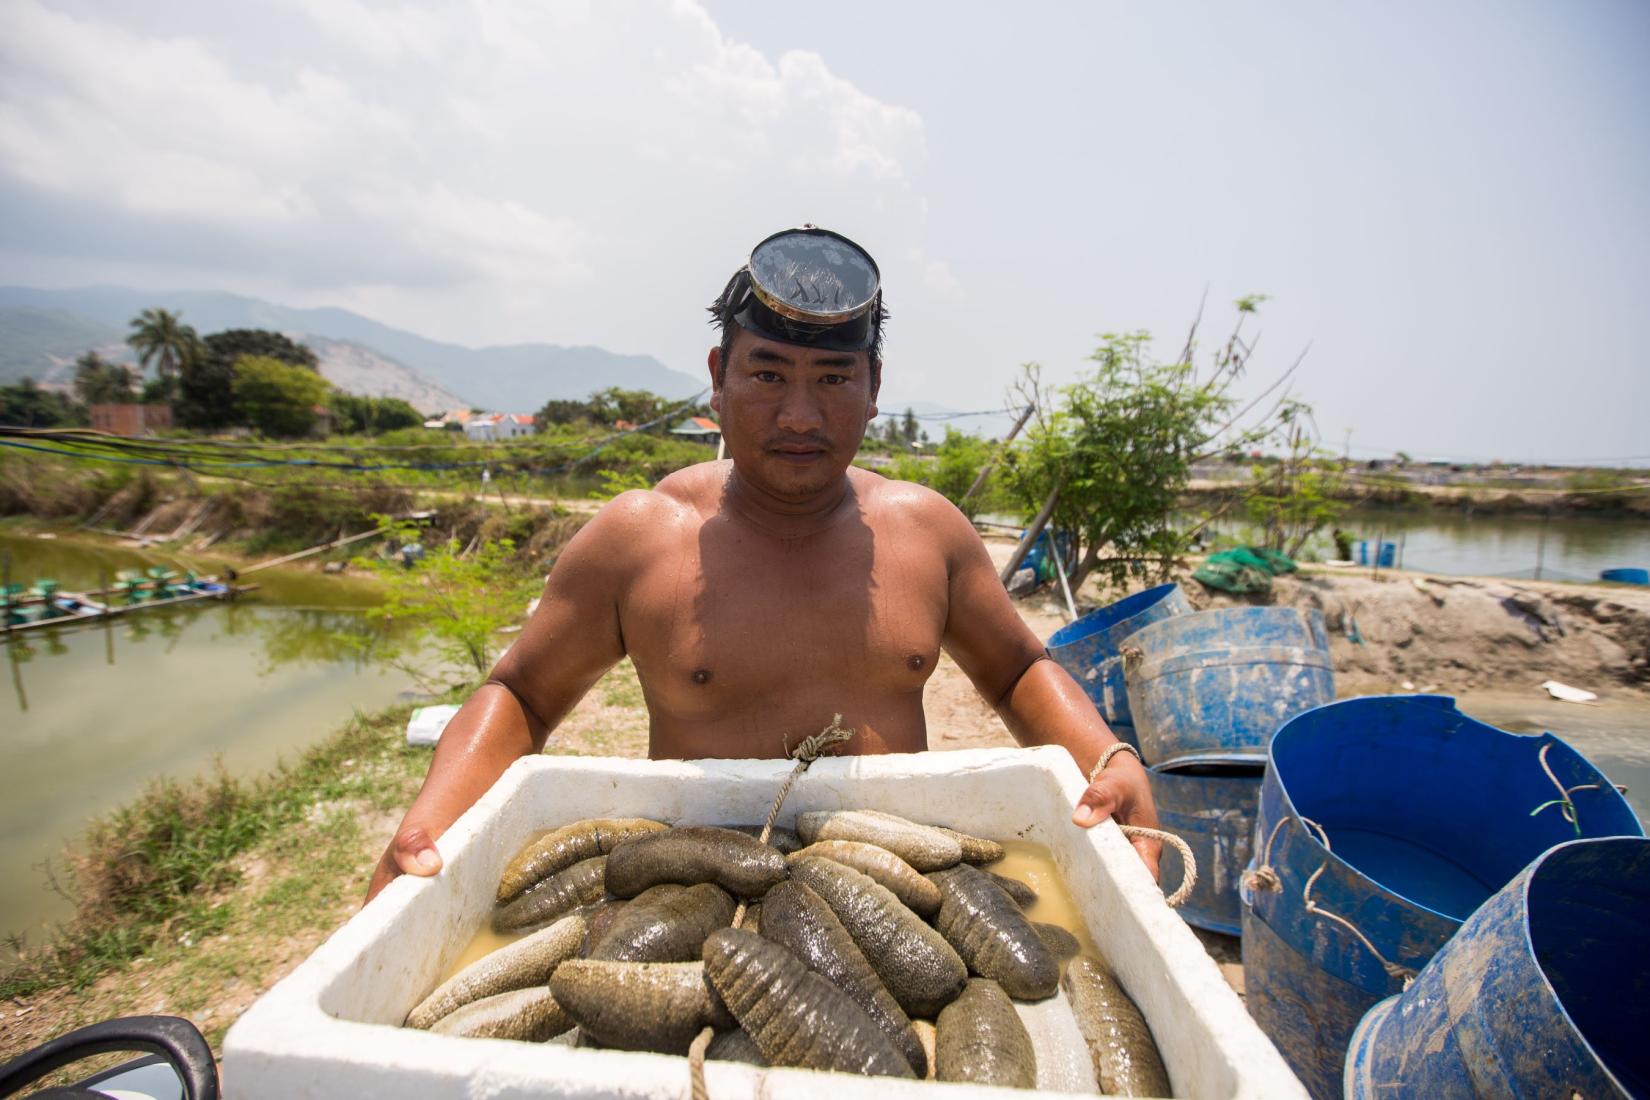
[
  {"xmin": 906, "ymin": 654, "xmax": 926, "ymax": 671},
  {"xmin": 691, "ymin": 668, "xmax": 713, "ymax": 685}
]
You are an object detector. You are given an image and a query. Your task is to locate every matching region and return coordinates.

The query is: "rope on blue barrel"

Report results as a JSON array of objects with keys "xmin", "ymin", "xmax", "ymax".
[{"xmin": 1297, "ymin": 817, "xmax": 1417, "ymax": 989}]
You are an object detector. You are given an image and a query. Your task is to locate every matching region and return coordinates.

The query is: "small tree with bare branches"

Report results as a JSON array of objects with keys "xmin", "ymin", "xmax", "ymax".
[{"xmin": 998, "ymin": 296, "xmax": 1307, "ymax": 592}]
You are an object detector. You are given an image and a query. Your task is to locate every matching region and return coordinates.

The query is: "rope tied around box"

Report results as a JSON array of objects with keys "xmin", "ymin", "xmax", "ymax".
[{"xmin": 687, "ymin": 713, "xmax": 854, "ymax": 1100}]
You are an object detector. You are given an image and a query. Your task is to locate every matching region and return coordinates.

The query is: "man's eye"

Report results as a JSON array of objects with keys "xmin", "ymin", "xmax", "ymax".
[
  {"xmin": 822, "ymin": 374, "xmax": 847, "ymax": 385},
  {"xmin": 755, "ymin": 371, "xmax": 781, "ymax": 383}
]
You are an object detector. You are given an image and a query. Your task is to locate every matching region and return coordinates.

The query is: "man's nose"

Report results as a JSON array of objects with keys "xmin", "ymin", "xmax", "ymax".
[{"xmin": 775, "ymin": 382, "xmax": 824, "ymax": 434}]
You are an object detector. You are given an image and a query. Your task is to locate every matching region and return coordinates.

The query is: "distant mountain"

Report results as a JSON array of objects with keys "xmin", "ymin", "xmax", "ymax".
[
  {"xmin": 0, "ymin": 286, "xmax": 707, "ymax": 411},
  {"xmin": 305, "ymin": 338, "xmax": 465, "ymax": 416},
  {"xmin": 0, "ymin": 306, "xmax": 132, "ymax": 386}
]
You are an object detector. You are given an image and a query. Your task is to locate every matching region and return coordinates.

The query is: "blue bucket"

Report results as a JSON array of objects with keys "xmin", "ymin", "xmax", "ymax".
[
  {"xmin": 1149, "ymin": 759, "xmax": 1263, "ymax": 935},
  {"xmin": 1047, "ymin": 583, "xmax": 1191, "ymax": 753},
  {"xmin": 1122, "ymin": 606, "xmax": 1333, "ymax": 767},
  {"xmin": 1241, "ymin": 695, "xmax": 1643, "ymax": 1100},
  {"xmin": 1600, "ymin": 567, "xmax": 1649, "ymax": 586},
  {"xmin": 1346, "ymin": 837, "xmax": 1650, "ymax": 1099}
]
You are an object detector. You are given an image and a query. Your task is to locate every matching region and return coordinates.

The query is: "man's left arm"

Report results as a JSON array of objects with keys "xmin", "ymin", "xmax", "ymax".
[{"xmin": 928, "ymin": 495, "xmax": 1162, "ymax": 878}]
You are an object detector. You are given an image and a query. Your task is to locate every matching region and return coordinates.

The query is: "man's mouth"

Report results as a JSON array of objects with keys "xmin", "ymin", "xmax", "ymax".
[{"xmin": 769, "ymin": 438, "xmax": 830, "ymax": 460}]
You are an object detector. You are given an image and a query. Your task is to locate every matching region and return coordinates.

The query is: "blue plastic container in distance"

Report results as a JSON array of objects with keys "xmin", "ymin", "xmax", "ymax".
[
  {"xmin": 1241, "ymin": 695, "xmax": 1643, "ymax": 1100},
  {"xmin": 1600, "ymin": 567, "xmax": 1649, "ymax": 586},
  {"xmin": 1356, "ymin": 540, "xmax": 1396, "ymax": 568},
  {"xmin": 1122, "ymin": 606, "xmax": 1333, "ymax": 767},
  {"xmin": 1346, "ymin": 836, "xmax": 1650, "ymax": 1099},
  {"xmin": 1046, "ymin": 583, "xmax": 1191, "ymax": 754},
  {"xmin": 1148, "ymin": 757, "xmax": 1263, "ymax": 936}
]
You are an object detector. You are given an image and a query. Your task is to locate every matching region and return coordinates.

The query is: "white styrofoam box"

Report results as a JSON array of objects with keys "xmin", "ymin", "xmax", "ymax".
[{"xmin": 223, "ymin": 747, "xmax": 1305, "ymax": 1099}]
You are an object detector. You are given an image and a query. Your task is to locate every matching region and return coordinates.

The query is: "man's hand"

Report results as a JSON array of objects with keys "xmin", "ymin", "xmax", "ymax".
[
  {"xmin": 1071, "ymin": 752, "xmax": 1162, "ymax": 881},
  {"xmin": 364, "ymin": 822, "xmax": 444, "ymax": 904}
]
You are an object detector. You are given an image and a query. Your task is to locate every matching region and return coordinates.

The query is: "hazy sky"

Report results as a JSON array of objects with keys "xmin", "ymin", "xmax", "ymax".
[{"xmin": 2, "ymin": 1, "xmax": 1646, "ymax": 464}]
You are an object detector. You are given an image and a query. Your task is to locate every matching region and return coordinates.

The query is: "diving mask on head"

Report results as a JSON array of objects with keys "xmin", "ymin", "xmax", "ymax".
[{"xmin": 725, "ymin": 226, "xmax": 882, "ymax": 352}]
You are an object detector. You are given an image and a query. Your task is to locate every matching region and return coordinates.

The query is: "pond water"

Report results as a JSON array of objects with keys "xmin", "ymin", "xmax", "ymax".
[
  {"xmin": 1, "ymin": 530, "xmax": 421, "ymax": 947},
  {"xmin": 1326, "ymin": 508, "xmax": 1650, "ymax": 582},
  {"xmin": 980, "ymin": 507, "xmax": 1649, "ymax": 582}
]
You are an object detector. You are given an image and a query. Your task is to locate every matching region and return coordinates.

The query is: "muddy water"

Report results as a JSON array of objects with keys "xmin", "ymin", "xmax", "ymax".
[
  {"xmin": 438, "ymin": 836, "xmax": 1097, "ymax": 985},
  {"xmin": 0, "ymin": 529, "xmax": 422, "ymax": 948}
]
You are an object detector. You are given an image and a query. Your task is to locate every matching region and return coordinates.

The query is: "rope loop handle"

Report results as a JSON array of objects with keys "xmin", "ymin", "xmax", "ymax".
[
  {"xmin": 1297, "ymin": 817, "xmax": 1416, "ymax": 988},
  {"xmin": 1120, "ymin": 824, "xmax": 1197, "ymax": 908}
]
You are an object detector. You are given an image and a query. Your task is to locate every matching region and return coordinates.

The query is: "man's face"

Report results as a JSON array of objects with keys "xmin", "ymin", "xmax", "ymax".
[{"xmin": 709, "ymin": 326, "xmax": 880, "ymax": 502}]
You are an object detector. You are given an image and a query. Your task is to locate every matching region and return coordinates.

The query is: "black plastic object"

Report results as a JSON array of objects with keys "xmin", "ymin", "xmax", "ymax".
[{"xmin": 0, "ymin": 1015, "xmax": 218, "ymax": 1100}]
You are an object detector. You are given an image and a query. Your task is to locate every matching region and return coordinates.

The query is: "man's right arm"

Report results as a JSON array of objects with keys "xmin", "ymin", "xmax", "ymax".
[{"xmin": 364, "ymin": 492, "xmax": 652, "ymax": 902}]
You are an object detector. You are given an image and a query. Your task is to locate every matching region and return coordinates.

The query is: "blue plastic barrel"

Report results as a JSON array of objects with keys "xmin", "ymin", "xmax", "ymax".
[
  {"xmin": 1356, "ymin": 540, "xmax": 1396, "ymax": 568},
  {"xmin": 1346, "ymin": 837, "xmax": 1650, "ymax": 1099},
  {"xmin": 1241, "ymin": 695, "xmax": 1643, "ymax": 1100},
  {"xmin": 1122, "ymin": 606, "xmax": 1333, "ymax": 767},
  {"xmin": 1148, "ymin": 759, "xmax": 1263, "ymax": 935},
  {"xmin": 1600, "ymin": 567, "xmax": 1649, "ymax": 586},
  {"xmin": 1046, "ymin": 583, "xmax": 1190, "ymax": 753}
]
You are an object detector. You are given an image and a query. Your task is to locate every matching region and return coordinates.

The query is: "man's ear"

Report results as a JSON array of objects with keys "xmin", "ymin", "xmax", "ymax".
[
  {"xmin": 866, "ymin": 357, "xmax": 881, "ymax": 421},
  {"xmin": 707, "ymin": 346, "xmax": 722, "ymax": 413}
]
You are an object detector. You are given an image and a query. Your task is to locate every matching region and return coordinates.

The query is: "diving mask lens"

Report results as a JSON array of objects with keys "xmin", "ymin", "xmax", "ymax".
[{"xmin": 747, "ymin": 227, "xmax": 881, "ymax": 325}]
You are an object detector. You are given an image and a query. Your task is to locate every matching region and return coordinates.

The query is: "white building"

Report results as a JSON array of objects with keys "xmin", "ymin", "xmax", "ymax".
[{"xmin": 464, "ymin": 413, "xmax": 536, "ymax": 441}]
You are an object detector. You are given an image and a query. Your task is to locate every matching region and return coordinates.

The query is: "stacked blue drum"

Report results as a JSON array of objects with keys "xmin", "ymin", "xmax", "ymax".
[
  {"xmin": 1124, "ymin": 605, "xmax": 1335, "ymax": 934},
  {"xmin": 1046, "ymin": 583, "xmax": 1191, "ymax": 753},
  {"xmin": 1241, "ymin": 695, "xmax": 1643, "ymax": 1099}
]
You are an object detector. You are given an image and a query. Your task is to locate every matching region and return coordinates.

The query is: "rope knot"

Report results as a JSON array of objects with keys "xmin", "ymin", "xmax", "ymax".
[
  {"xmin": 1241, "ymin": 865, "xmax": 1281, "ymax": 893},
  {"xmin": 787, "ymin": 713, "xmax": 854, "ymax": 763}
]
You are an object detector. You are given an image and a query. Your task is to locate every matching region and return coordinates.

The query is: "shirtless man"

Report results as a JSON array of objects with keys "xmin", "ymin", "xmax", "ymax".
[{"xmin": 367, "ymin": 227, "xmax": 1159, "ymax": 902}]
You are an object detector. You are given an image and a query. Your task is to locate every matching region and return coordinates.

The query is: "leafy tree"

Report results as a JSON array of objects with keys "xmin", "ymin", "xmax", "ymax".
[
  {"xmin": 586, "ymin": 387, "xmax": 668, "ymax": 426},
  {"xmin": 232, "ymin": 355, "xmax": 332, "ymax": 438},
  {"xmin": 536, "ymin": 398, "xmax": 592, "ymax": 427},
  {"xmin": 1245, "ymin": 400, "xmax": 1345, "ymax": 558},
  {"xmin": 126, "ymin": 308, "xmax": 199, "ymax": 402},
  {"xmin": 901, "ymin": 407, "xmax": 919, "ymax": 445},
  {"xmin": 72, "ymin": 352, "xmax": 138, "ymax": 406},
  {"xmin": 882, "ymin": 429, "xmax": 1001, "ymax": 516},
  {"xmin": 1000, "ymin": 299, "xmax": 1291, "ymax": 592},
  {"xmin": 332, "ymin": 393, "xmax": 424, "ymax": 434},
  {"xmin": 0, "ymin": 379, "xmax": 83, "ymax": 427},
  {"xmin": 179, "ymin": 329, "xmax": 319, "ymax": 429},
  {"xmin": 362, "ymin": 518, "xmax": 539, "ymax": 688}
]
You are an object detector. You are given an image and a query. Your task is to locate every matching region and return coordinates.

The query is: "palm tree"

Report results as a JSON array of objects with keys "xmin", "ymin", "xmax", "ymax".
[{"xmin": 126, "ymin": 308, "xmax": 198, "ymax": 401}]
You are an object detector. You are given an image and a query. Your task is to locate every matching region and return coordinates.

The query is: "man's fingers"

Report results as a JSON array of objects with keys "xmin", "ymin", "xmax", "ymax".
[
  {"xmin": 1071, "ymin": 779, "xmax": 1122, "ymax": 829},
  {"xmin": 394, "ymin": 825, "xmax": 443, "ymax": 876}
]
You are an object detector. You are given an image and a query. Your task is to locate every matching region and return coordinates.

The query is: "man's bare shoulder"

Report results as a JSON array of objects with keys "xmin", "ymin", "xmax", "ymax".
[
  {"xmin": 575, "ymin": 463, "xmax": 718, "ymax": 556},
  {"xmin": 852, "ymin": 467, "xmax": 978, "ymax": 543}
]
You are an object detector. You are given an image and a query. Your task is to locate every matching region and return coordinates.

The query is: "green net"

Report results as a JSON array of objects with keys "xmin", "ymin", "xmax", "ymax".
[{"xmin": 1193, "ymin": 547, "xmax": 1299, "ymax": 594}]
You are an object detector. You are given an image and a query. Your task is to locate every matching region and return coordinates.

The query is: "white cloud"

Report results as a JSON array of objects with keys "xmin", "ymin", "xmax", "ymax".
[{"xmin": 0, "ymin": 0, "xmax": 955, "ymax": 361}]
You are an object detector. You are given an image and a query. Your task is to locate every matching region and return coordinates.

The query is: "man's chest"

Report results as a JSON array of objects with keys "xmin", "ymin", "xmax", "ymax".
[{"xmin": 617, "ymin": 521, "xmax": 951, "ymax": 709}]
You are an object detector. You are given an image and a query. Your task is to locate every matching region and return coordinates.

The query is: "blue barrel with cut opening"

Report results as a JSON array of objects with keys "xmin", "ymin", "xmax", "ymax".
[
  {"xmin": 1148, "ymin": 757, "xmax": 1263, "ymax": 935},
  {"xmin": 1046, "ymin": 583, "xmax": 1190, "ymax": 754},
  {"xmin": 1346, "ymin": 836, "xmax": 1650, "ymax": 1099},
  {"xmin": 1240, "ymin": 695, "xmax": 1643, "ymax": 1100},
  {"xmin": 1600, "ymin": 567, "xmax": 1649, "ymax": 586},
  {"xmin": 1122, "ymin": 606, "xmax": 1333, "ymax": 767}
]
